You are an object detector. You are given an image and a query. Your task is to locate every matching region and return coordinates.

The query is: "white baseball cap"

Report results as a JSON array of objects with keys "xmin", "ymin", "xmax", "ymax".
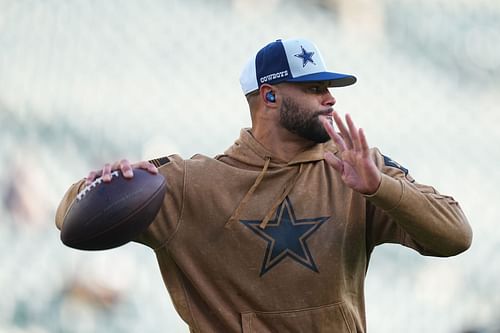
[{"xmin": 240, "ymin": 38, "xmax": 356, "ymax": 95}]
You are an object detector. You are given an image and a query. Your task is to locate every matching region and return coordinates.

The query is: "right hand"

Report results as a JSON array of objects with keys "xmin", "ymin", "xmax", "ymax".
[
  {"xmin": 85, "ymin": 159, "xmax": 158, "ymax": 185},
  {"xmin": 321, "ymin": 112, "xmax": 381, "ymax": 195}
]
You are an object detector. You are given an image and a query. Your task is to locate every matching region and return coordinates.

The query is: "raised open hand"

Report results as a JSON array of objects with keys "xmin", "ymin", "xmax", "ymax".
[{"xmin": 321, "ymin": 112, "xmax": 381, "ymax": 195}]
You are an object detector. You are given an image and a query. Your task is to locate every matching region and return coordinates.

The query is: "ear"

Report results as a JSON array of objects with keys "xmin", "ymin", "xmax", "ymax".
[{"xmin": 260, "ymin": 84, "xmax": 278, "ymax": 108}]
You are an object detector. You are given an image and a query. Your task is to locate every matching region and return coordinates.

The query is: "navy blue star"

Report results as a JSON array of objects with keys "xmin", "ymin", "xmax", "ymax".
[
  {"xmin": 383, "ymin": 155, "xmax": 409, "ymax": 176},
  {"xmin": 241, "ymin": 197, "xmax": 329, "ymax": 276},
  {"xmin": 294, "ymin": 46, "xmax": 316, "ymax": 67}
]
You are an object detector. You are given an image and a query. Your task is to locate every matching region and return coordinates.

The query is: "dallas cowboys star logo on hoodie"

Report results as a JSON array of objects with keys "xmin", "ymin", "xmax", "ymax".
[{"xmin": 241, "ymin": 196, "xmax": 329, "ymax": 276}]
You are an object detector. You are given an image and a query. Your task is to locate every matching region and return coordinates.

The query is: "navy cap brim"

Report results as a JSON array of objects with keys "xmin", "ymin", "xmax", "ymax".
[{"xmin": 286, "ymin": 71, "xmax": 356, "ymax": 87}]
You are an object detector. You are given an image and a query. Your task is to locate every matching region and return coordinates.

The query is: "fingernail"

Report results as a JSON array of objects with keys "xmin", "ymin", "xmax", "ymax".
[{"xmin": 124, "ymin": 169, "xmax": 133, "ymax": 177}]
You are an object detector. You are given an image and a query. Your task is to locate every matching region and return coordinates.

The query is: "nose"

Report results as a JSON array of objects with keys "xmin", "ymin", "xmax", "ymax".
[{"xmin": 323, "ymin": 90, "xmax": 336, "ymax": 107}]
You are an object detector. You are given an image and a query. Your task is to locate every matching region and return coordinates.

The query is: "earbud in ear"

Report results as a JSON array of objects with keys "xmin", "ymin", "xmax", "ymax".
[{"xmin": 266, "ymin": 91, "xmax": 276, "ymax": 103}]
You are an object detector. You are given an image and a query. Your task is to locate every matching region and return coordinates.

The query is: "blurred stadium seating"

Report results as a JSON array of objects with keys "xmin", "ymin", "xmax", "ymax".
[{"xmin": 0, "ymin": 0, "xmax": 499, "ymax": 332}]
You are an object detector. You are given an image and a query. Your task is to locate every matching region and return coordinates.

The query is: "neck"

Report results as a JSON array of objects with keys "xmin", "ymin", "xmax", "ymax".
[{"xmin": 251, "ymin": 126, "xmax": 315, "ymax": 162}]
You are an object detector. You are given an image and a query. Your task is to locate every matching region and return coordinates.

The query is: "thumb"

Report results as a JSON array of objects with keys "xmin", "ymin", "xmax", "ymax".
[{"xmin": 324, "ymin": 152, "xmax": 343, "ymax": 174}]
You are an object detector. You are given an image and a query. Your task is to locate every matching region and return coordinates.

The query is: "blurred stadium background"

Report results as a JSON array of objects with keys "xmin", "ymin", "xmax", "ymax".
[{"xmin": 0, "ymin": 0, "xmax": 499, "ymax": 332}]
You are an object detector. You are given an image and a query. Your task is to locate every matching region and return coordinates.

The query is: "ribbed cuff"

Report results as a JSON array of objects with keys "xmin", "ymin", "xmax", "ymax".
[{"xmin": 364, "ymin": 173, "xmax": 404, "ymax": 211}]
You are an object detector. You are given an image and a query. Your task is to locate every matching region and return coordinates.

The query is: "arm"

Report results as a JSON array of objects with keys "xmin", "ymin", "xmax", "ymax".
[
  {"xmin": 364, "ymin": 150, "xmax": 471, "ymax": 256},
  {"xmin": 321, "ymin": 112, "xmax": 472, "ymax": 256},
  {"xmin": 54, "ymin": 159, "xmax": 158, "ymax": 231},
  {"xmin": 55, "ymin": 178, "xmax": 86, "ymax": 230}
]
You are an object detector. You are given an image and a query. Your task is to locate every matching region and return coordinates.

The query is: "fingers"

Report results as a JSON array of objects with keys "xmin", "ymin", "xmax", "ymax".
[
  {"xmin": 324, "ymin": 152, "xmax": 344, "ymax": 173},
  {"xmin": 321, "ymin": 117, "xmax": 347, "ymax": 152},
  {"xmin": 331, "ymin": 112, "xmax": 368, "ymax": 154},
  {"xmin": 132, "ymin": 161, "xmax": 158, "ymax": 174},
  {"xmin": 333, "ymin": 112, "xmax": 353, "ymax": 149},
  {"xmin": 358, "ymin": 128, "xmax": 370, "ymax": 157},
  {"xmin": 85, "ymin": 170, "xmax": 99, "ymax": 185},
  {"xmin": 85, "ymin": 159, "xmax": 158, "ymax": 185},
  {"xmin": 115, "ymin": 159, "xmax": 133, "ymax": 178},
  {"xmin": 101, "ymin": 163, "xmax": 113, "ymax": 182},
  {"xmin": 345, "ymin": 114, "xmax": 361, "ymax": 152}
]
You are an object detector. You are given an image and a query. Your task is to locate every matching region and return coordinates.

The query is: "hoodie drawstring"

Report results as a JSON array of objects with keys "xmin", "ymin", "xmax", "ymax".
[
  {"xmin": 225, "ymin": 156, "xmax": 271, "ymax": 229},
  {"xmin": 225, "ymin": 159, "xmax": 304, "ymax": 230},
  {"xmin": 259, "ymin": 163, "xmax": 303, "ymax": 229}
]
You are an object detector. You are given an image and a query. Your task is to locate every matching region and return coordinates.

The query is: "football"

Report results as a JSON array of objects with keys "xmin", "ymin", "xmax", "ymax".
[{"xmin": 61, "ymin": 169, "xmax": 167, "ymax": 250}]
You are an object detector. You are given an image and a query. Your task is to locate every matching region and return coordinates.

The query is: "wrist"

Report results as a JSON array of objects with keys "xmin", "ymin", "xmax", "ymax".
[{"xmin": 364, "ymin": 174, "xmax": 404, "ymax": 211}]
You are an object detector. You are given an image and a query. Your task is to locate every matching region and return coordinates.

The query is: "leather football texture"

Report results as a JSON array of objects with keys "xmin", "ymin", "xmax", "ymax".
[{"xmin": 61, "ymin": 169, "xmax": 167, "ymax": 250}]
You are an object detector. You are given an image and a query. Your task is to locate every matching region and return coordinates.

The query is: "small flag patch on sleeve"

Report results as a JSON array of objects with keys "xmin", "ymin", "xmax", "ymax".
[{"xmin": 149, "ymin": 156, "xmax": 171, "ymax": 168}]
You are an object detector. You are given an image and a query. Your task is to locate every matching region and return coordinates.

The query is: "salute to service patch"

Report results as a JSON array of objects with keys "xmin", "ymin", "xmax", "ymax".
[{"xmin": 149, "ymin": 156, "xmax": 171, "ymax": 168}]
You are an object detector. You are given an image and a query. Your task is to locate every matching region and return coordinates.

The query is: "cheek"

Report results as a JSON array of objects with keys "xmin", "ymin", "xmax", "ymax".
[{"xmin": 304, "ymin": 99, "xmax": 324, "ymax": 114}]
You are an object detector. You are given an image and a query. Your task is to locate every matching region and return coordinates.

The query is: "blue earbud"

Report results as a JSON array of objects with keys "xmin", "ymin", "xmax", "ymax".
[{"xmin": 266, "ymin": 91, "xmax": 276, "ymax": 102}]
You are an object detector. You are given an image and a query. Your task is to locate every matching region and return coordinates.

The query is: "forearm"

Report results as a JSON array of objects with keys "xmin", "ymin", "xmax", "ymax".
[{"xmin": 366, "ymin": 174, "xmax": 472, "ymax": 256}]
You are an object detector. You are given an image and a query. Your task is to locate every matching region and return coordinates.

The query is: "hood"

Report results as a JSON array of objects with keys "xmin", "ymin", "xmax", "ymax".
[
  {"xmin": 223, "ymin": 129, "xmax": 338, "ymax": 168},
  {"xmin": 223, "ymin": 129, "xmax": 338, "ymax": 229}
]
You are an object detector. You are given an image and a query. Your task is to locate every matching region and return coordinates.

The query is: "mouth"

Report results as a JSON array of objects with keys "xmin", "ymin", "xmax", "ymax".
[
  {"xmin": 317, "ymin": 107, "xmax": 333, "ymax": 116},
  {"xmin": 317, "ymin": 109, "xmax": 334, "ymax": 121}
]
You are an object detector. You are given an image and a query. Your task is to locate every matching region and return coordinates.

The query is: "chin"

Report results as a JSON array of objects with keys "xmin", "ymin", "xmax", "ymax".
[{"xmin": 297, "ymin": 133, "xmax": 330, "ymax": 144}]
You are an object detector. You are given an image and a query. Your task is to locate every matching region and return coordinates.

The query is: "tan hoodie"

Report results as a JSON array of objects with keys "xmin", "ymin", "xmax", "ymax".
[{"xmin": 55, "ymin": 129, "xmax": 472, "ymax": 333}]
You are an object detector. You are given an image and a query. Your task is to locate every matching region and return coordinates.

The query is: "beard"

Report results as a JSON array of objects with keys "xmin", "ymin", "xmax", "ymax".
[{"xmin": 279, "ymin": 97, "xmax": 331, "ymax": 143}]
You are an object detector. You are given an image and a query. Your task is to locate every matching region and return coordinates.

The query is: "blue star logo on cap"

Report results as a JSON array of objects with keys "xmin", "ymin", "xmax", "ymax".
[
  {"xmin": 241, "ymin": 197, "xmax": 329, "ymax": 276},
  {"xmin": 294, "ymin": 46, "xmax": 316, "ymax": 67}
]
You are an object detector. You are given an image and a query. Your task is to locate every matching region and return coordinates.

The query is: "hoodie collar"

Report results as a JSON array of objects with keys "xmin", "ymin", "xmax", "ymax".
[
  {"xmin": 224, "ymin": 129, "xmax": 338, "ymax": 230},
  {"xmin": 224, "ymin": 128, "xmax": 338, "ymax": 167}
]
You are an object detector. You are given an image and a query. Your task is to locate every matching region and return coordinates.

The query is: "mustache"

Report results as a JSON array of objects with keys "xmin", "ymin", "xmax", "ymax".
[{"xmin": 313, "ymin": 108, "xmax": 334, "ymax": 117}]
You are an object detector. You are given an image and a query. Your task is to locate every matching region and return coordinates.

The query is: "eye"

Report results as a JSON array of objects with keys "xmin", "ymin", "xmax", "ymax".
[{"xmin": 308, "ymin": 85, "xmax": 327, "ymax": 94}]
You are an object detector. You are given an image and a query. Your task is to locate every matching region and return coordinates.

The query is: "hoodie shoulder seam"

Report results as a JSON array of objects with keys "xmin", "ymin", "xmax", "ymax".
[{"xmin": 157, "ymin": 159, "xmax": 187, "ymax": 249}]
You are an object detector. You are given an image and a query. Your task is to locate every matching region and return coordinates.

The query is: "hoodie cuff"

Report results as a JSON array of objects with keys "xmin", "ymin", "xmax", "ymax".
[{"xmin": 364, "ymin": 173, "xmax": 404, "ymax": 211}]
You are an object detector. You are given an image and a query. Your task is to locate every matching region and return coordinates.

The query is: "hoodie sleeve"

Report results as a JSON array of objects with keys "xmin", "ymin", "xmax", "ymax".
[
  {"xmin": 134, "ymin": 154, "xmax": 186, "ymax": 249},
  {"xmin": 54, "ymin": 155, "xmax": 186, "ymax": 250},
  {"xmin": 364, "ymin": 148, "xmax": 472, "ymax": 257},
  {"xmin": 55, "ymin": 179, "xmax": 87, "ymax": 230}
]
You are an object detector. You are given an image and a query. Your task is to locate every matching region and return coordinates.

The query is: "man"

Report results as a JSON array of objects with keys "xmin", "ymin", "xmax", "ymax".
[{"xmin": 56, "ymin": 38, "xmax": 472, "ymax": 332}]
